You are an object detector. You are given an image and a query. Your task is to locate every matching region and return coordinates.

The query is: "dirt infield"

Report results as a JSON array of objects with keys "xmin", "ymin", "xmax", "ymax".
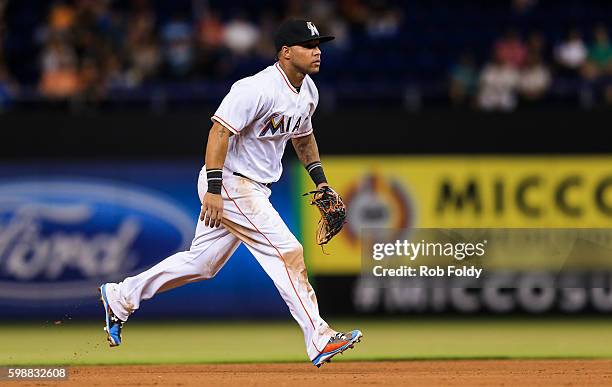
[{"xmin": 12, "ymin": 360, "xmax": 612, "ymax": 386}]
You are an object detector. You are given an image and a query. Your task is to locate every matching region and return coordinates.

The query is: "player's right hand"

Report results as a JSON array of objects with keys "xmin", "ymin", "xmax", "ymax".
[{"xmin": 200, "ymin": 192, "xmax": 223, "ymax": 228}]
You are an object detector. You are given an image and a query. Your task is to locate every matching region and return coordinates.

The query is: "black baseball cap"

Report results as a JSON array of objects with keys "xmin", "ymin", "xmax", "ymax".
[{"xmin": 274, "ymin": 19, "xmax": 335, "ymax": 52}]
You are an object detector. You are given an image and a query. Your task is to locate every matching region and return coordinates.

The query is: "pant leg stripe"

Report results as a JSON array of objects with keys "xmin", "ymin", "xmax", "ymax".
[{"xmin": 222, "ymin": 185, "xmax": 322, "ymax": 353}]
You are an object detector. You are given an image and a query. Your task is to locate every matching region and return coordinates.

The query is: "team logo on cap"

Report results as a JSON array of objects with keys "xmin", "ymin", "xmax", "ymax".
[{"xmin": 306, "ymin": 21, "xmax": 319, "ymax": 36}]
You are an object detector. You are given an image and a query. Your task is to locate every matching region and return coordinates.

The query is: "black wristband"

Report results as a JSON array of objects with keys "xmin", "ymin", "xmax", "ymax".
[
  {"xmin": 206, "ymin": 169, "xmax": 222, "ymax": 195},
  {"xmin": 305, "ymin": 161, "xmax": 327, "ymax": 186}
]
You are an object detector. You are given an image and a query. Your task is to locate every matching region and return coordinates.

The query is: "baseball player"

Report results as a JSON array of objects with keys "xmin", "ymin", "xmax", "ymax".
[{"xmin": 99, "ymin": 19, "xmax": 361, "ymax": 367}]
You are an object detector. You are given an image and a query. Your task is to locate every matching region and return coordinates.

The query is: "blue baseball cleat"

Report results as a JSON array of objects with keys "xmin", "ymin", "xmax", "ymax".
[
  {"xmin": 99, "ymin": 284, "xmax": 124, "ymax": 347},
  {"xmin": 312, "ymin": 330, "xmax": 363, "ymax": 367}
]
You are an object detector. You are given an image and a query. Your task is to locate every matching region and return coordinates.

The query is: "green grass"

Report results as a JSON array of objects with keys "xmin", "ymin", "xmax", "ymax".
[{"xmin": 1, "ymin": 318, "xmax": 612, "ymax": 365}]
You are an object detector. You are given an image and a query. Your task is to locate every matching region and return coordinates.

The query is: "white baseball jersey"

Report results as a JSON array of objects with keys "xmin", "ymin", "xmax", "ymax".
[{"xmin": 211, "ymin": 62, "xmax": 319, "ymax": 183}]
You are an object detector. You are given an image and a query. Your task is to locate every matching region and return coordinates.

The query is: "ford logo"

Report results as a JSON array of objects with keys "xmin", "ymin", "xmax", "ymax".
[{"xmin": 0, "ymin": 179, "xmax": 195, "ymax": 303}]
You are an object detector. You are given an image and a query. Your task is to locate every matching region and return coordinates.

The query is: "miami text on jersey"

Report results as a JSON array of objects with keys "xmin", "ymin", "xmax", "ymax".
[{"xmin": 259, "ymin": 114, "xmax": 302, "ymax": 137}]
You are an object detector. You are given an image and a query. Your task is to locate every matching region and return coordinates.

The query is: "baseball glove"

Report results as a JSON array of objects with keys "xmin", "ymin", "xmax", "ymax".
[{"xmin": 303, "ymin": 186, "xmax": 347, "ymax": 245}]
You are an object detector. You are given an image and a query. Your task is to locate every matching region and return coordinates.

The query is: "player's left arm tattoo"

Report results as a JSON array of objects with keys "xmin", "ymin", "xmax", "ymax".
[
  {"xmin": 292, "ymin": 133, "xmax": 321, "ymax": 166},
  {"xmin": 293, "ymin": 133, "xmax": 329, "ymax": 188}
]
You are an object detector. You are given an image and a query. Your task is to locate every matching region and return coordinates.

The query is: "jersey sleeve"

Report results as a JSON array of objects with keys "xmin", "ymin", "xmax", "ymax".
[
  {"xmin": 291, "ymin": 81, "xmax": 318, "ymax": 139},
  {"xmin": 211, "ymin": 80, "xmax": 268, "ymax": 134}
]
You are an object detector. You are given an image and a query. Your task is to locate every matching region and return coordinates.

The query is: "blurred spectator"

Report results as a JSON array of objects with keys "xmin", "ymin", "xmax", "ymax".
[
  {"xmin": 196, "ymin": 10, "xmax": 224, "ymax": 50},
  {"xmin": 0, "ymin": 0, "xmax": 6, "ymax": 34},
  {"xmin": 304, "ymin": 0, "xmax": 335, "ymax": 22},
  {"xmin": 253, "ymin": 12, "xmax": 278, "ymax": 59},
  {"xmin": 0, "ymin": 0, "xmax": 5, "ymax": 55},
  {"xmin": 584, "ymin": 25, "xmax": 612, "ymax": 107},
  {"xmin": 477, "ymin": 56, "xmax": 520, "ymax": 111},
  {"xmin": 223, "ymin": 14, "xmax": 260, "ymax": 56},
  {"xmin": 494, "ymin": 29, "xmax": 528, "ymax": 68},
  {"xmin": 365, "ymin": 3, "xmax": 402, "ymax": 39},
  {"xmin": 526, "ymin": 31, "xmax": 546, "ymax": 58},
  {"xmin": 128, "ymin": 0, "xmax": 156, "ymax": 41},
  {"xmin": 325, "ymin": 15, "xmax": 350, "ymax": 51},
  {"xmin": 518, "ymin": 52, "xmax": 551, "ymax": 101},
  {"xmin": 126, "ymin": 35, "xmax": 161, "ymax": 85},
  {"xmin": 337, "ymin": 0, "xmax": 369, "ymax": 26},
  {"xmin": 0, "ymin": 0, "xmax": 14, "ymax": 108},
  {"xmin": 512, "ymin": 0, "xmax": 538, "ymax": 14},
  {"xmin": 104, "ymin": 53, "xmax": 131, "ymax": 89},
  {"xmin": 0, "ymin": 61, "xmax": 18, "ymax": 110},
  {"xmin": 38, "ymin": 37, "xmax": 80, "ymax": 98},
  {"xmin": 48, "ymin": 1, "xmax": 76, "ymax": 35},
  {"xmin": 79, "ymin": 56, "xmax": 103, "ymax": 103},
  {"xmin": 584, "ymin": 25, "xmax": 612, "ymax": 77},
  {"xmin": 33, "ymin": 1, "xmax": 77, "ymax": 49},
  {"xmin": 72, "ymin": 0, "xmax": 119, "ymax": 57},
  {"xmin": 125, "ymin": 8, "xmax": 160, "ymax": 86},
  {"xmin": 161, "ymin": 13, "xmax": 194, "ymax": 78},
  {"xmin": 449, "ymin": 54, "xmax": 478, "ymax": 106},
  {"xmin": 555, "ymin": 29, "xmax": 587, "ymax": 75}
]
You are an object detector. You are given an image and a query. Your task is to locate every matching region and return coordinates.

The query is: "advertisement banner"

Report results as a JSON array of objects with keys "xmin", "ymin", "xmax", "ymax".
[
  {"xmin": 296, "ymin": 156, "xmax": 612, "ymax": 315},
  {"xmin": 0, "ymin": 162, "xmax": 294, "ymax": 318},
  {"xmin": 296, "ymin": 157, "xmax": 612, "ymax": 275}
]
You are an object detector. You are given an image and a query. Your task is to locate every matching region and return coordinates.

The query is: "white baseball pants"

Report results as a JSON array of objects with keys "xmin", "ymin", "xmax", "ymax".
[{"xmin": 104, "ymin": 167, "xmax": 335, "ymax": 360}]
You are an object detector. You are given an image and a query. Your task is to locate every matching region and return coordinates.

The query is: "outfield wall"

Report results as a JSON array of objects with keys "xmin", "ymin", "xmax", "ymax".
[
  {"xmin": 0, "ymin": 157, "xmax": 610, "ymax": 318},
  {"xmin": 0, "ymin": 110, "xmax": 610, "ymax": 318}
]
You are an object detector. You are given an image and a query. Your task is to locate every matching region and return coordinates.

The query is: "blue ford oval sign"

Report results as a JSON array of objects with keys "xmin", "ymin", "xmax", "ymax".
[{"xmin": 0, "ymin": 179, "xmax": 195, "ymax": 303}]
